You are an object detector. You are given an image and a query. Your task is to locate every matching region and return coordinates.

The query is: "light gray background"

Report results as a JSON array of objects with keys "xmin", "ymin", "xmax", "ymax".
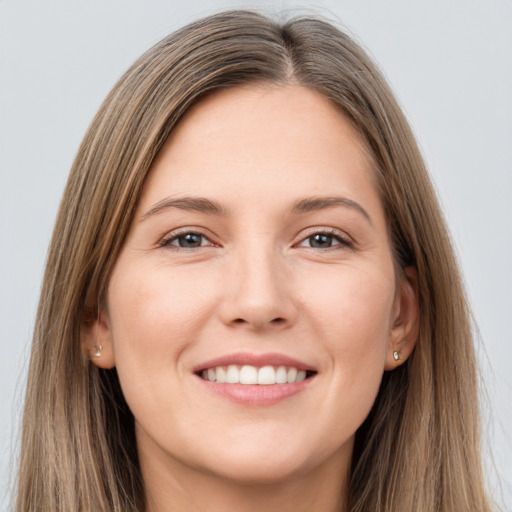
[{"xmin": 1, "ymin": 0, "xmax": 511, "ymax": 510}]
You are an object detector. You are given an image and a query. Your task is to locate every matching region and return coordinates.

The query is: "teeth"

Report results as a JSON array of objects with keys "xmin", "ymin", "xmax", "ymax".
[
  {"xmin": 286, "ymin": 367, "xmax": 297, "ymax": 384},
  {"xmin": 200, "ymin": 364, "xmax": 312, "ymax": 385},
  {"xmin": 257, "ymin": 366, "xmax": 275, "ymax": 385},
  {"xmin": 296, "ymin": 370, "xmax": 306, "ymax": 382},
  {"xmin": 226, "ymin": 365, "xmax": 239, "ymax": 384},
  {"xmin": 240, "ymin": 365, "xmax": 257, "ymax": 384},
  {"xmin": 276, "ymin": 366, "xmax": 287, "ymax": 384},
  {"xmin": 216, "ymin": 366, "xmax": 226, "ymax": 383}
]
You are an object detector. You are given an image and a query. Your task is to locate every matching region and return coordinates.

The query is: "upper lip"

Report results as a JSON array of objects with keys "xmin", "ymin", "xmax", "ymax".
[{"xmin": 193, "ymin": 352, "xmax": 317, "ymax": 373}]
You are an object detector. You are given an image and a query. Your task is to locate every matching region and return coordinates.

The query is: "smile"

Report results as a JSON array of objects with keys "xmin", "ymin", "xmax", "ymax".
[
  {"xmin": 193, "ymin": 353, "xmax": 317, "ymax": 405},
  {"xmin": 200, "ymin": 365, "xmax": 316, "ymax": 385}
]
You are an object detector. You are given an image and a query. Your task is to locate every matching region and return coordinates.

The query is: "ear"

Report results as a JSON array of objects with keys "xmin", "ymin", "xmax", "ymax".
[
  {"xmin": 384, "ymin": 266, "xmax": 419, "ymax": 370},
  {"xmin": 80, "ymin": 307, "xmax": 116, "ymax": 369}
]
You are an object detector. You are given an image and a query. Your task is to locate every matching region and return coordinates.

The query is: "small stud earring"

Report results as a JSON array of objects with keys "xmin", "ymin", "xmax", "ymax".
[
  {"xmin": 93, "ymin": 345, "xmax": 103, "ymax": 358},
  {"xmin": 393, "ymin": 350, "xmax": 400, "ymax": 361}
]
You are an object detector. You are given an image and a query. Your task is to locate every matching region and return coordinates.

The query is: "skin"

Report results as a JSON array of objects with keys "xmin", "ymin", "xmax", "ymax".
[{"xmin": 86, "ymin": 84, "xmax": 418, "ymax": 512}]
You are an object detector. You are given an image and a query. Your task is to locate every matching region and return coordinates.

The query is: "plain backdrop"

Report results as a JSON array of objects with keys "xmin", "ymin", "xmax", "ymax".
[{"xmin": 1, "ymin": 0, "xmax": 511, "ymax": 509}]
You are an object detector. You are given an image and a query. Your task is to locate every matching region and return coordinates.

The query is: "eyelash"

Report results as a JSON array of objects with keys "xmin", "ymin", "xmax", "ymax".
[
  {"xmin": 159, "ymin": 228, "xmax": 353, "ymax": 251},
  {"xmin": 160, "ymin": 230, "xmax": 215, "ymax": 250},
  {"xmin": 297, "ymin": 229, "xmax": 353, "ymax": 250}
]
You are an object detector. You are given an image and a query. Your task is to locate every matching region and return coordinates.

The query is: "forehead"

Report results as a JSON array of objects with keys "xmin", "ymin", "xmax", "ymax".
[{"xmin": 139, "ymin": 84, "xmax": 383, "ymax": 223}]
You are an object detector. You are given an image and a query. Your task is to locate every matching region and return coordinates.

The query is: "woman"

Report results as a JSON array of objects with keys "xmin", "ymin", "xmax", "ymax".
[{"xmin": 15, "ymin": 9, "xmax": 493, "ymax": 512}]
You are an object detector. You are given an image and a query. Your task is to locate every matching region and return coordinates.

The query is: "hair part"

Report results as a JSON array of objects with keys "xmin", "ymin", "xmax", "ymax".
[{"xmin": 16, "ymin": 9, "xmax": 492, "ymax": 511}]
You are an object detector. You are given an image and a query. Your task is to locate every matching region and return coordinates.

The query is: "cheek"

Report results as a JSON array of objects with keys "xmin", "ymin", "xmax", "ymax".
[
  {"xmin": 105, "ymin": 261, "xmax": 218, "ymax": 399},
  {"xmin": 300, "ymin": 261, "xmax": 395, "ymax": 406},
  {"xmin": 109, "ymin": 260, "xmax": 215, "ymax": 342},
  {"xmin": 302, "ymin": 260, "xmax": 395, "ymax": 343}
]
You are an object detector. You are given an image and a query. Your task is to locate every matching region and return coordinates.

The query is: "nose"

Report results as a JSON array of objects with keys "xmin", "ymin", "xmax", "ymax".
[{"xmin": 218, "ymin": 245, "xmax": 298, "ymax": 331}]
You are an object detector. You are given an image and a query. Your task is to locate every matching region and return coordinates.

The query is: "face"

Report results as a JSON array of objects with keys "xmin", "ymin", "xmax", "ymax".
[{"xmin": 89, "ymin": 85, "xmax": 417, "ymax": 486}]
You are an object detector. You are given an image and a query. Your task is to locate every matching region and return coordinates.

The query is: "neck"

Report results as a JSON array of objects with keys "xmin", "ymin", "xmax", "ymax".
[{"xmin": 140, "ymin": 442, "xmax": 350, "ymax": 512}]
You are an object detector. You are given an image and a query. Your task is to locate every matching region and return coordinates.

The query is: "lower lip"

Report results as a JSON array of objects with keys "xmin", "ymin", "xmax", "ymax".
[{"xmin": 195, "ymin": 375, "xmax": 315, "ymax": 406}]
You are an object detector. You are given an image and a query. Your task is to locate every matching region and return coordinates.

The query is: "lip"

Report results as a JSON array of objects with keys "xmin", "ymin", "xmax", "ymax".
[
  {"xmin": 192, "ymin": 352, "xmax": 317, "ymax": 373},
  {"xmin": 195, "ymin": 377, "xmax": 315, "ymax": 406},
  {"xmin": 192, "ymin": 352, "xmax": 317, "ymax": 406}
]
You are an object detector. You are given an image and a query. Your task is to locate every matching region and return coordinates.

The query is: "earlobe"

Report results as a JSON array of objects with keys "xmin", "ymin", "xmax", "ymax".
[
  {"xmin": 385, "ymin": 266, "xmax": 419, "ymax": 370},
  {"xmin": 80, "ymin": 308, "xmax": 116, "ymax": 369}
]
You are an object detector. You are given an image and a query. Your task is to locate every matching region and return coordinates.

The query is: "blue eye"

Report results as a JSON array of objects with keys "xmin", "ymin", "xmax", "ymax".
[
  {"xmin": 164, "ymin": 232, "xmax": 209, "ymax": 248},
  {"xmin": 299, "ymin": 232, "xmax": 348, "ymax": 249}
]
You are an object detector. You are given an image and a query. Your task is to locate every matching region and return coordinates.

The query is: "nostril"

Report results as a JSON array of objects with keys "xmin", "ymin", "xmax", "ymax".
[{"xmin": 231, "ymin": 317, "xmax": 285, "ymax": 326}]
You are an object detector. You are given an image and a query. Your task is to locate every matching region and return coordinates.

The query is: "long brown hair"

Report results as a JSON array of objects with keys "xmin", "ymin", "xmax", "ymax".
[{"xmin": 16, "ymin": 10, "xmax": 492, "ymax": 511}]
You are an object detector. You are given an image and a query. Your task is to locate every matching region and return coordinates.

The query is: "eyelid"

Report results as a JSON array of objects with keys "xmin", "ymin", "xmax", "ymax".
[
  {"xmin": 159, "ymin": 227, "xmax": 219, "ymax": 249},
  {"xmin": 295, "ymin": 227, "xmax": 354, "ymax": 249},
  {"xmin": 157, "ymin": 226, "xmax": 354, "ymax": 250}
]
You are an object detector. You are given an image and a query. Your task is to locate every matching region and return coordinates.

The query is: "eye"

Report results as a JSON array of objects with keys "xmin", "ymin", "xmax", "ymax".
[
  {"xmin": 162, "ymin": 231, "xmax": 212, "ymax": 249},
  {"xmin": 298, "ymin": 231, "xmax": 351, "ymax": 249}
]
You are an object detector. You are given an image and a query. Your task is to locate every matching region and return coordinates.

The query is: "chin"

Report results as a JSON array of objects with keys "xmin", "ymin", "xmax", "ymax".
[
  {"xmin": 190, "ymin": 430, "xmax": 341, "ymax": 485},
  {"xmin": 203, "ymin": 452, "xmax": 309, "ymax": 485}
]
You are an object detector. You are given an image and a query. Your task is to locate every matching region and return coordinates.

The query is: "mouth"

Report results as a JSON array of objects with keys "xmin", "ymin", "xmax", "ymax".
[
  {"xmin": 193, "ymin": 353, "xmax": 317, "ymax": 406},
  {"xmin": 194, "ymin": 352, "xmax": 317, "ymax": 386},
  {"xmin": 197, "ymin": 364, "xmax": 317, "ymax": 385}
]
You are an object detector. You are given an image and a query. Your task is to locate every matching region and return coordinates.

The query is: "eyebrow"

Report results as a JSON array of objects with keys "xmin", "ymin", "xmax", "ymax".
[
  {"xmin": 292, "ymin": 196, "xmax": 372, "ymax": 224},
  {"xmin": 140, "ymin": 194, "xmax": 372, "ymax": 224},
  {"xmin": 140, "ymin": 196, "xmax": 227, "ymax": 221}
]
